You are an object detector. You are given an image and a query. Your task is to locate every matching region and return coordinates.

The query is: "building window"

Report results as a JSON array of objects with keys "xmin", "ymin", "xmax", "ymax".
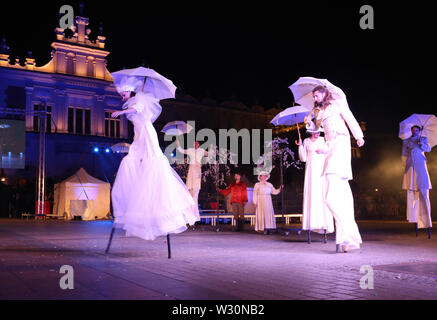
[
  {"xmin": 87, "ymin": 58, "xmax": 95, "ymax": 77},
  {"xmin": 66, "ymin": 54, "xmax": 75, "ymax": 74},
  {"xmin": 68, "ymin": 107, "xmax": 91, "ymax": 135},
  {"xmin": 33, "ymin": 104, "xmax": 52, "ymax": 133},
  {"xmin": 68, "ymin": 107, "xmax": 74, "ymax": 133},
  {"xmin": 105, "ymin": 111, "xmax": 120, "ymax": 138}
]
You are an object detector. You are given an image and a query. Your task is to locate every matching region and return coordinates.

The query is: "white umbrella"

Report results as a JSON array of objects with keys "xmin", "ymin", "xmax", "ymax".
[
  {"xmin": 111, "ymin": 67, "xmax": 177, "ymax": 101},
  {"xmin": 289, "ymin": 76, "xmax": 347, "ymax": 109},
  {"xmin": 161, "ymin": 121, "xmax": 193, "ymax": 136},
  {"xmin": 270, "ymin": 105, "xmax": 310, "ymax": 126},
  {"xmin": 111, "ymin": 142, "xmax": 131, "ymax": 153},
  {"xmin": 399, "ymin": 114, "xmax": 437, "ymax": 148},
  {"xmin": 270, "ymin": 103, "xmax": 311, "ymax": 144}
]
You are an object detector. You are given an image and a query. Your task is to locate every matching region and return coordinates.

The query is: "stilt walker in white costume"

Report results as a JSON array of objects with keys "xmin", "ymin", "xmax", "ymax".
[
  {"xmin": 402, "ymin": 125, "xmax": 432, "ymax": 237},
  {"xmin": 109, "ymin": 72, "xmax": 199, "ymax": 244},
  {"xmin": 297, "ymin": 127, "xmax": 334, "ymax": 242},
  {"xmin": 306, "ymin": 85, "xmax": 365, "ymax": 253},
  {"xmin": 176, "ymin": 139, "xmax": 209, "ymax": 208}
]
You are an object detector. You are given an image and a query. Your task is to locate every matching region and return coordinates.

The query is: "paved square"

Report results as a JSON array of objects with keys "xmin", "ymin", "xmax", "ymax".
[{"xmin": 0, "ymin": 219, "xmax": 436, "ymax": 300}]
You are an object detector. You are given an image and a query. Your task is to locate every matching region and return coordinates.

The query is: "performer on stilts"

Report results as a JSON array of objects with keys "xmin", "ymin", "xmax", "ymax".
[
  {"xmin": 297, "ymin": 127, "xmax": 334, "ymax": 239},
  {"xmin": 305, "ymin": 85, "xmax": 364, "ymax": 253},
  {"xmin": 402, "ymin": 125, "xmax": 432, "ymax": 236},
  {"xmin": 176, "ymin": 139, "xmax": 209, "ymax": 209},
  {"xmin": 110, "ymin": 76, "xmax": 199, "ymax": 242}
]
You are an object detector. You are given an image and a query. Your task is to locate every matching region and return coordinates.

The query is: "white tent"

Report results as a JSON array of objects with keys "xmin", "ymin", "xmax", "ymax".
[{"xmin": 53, "ymin": 168, "xmax": 110, "ymax": 220}]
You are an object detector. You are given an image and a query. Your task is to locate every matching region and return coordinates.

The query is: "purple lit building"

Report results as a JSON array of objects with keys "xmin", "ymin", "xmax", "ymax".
[{"xmin": 0, "ymin": 14, "xmax": 127, "ymax": 186}]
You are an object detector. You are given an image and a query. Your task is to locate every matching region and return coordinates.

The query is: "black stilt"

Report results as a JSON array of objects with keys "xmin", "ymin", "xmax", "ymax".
[
  {"xmin": 308, "ymin": 230, "xmax": 311, "ymax": 244},
  {"xmin": 234, "ymin": 219, "xmax": 240, "ymax": 232},
  {"xmin": 167, "ymin": 234, "xmax": 171, "ymax": 259},
  {"xmin": 415, "ymin": 223, "xmax": 418, "ymax": 237},
  {"xmin": 105, "ymin": 226, "xmax": 116, "ymax": 254},
  {"xmin": 428, "ymin": 228, "xmax": 432, "ymax": 239},
  {"xmin": 324, "ymin": 230, "xmax": 327, "ymax": 244}
]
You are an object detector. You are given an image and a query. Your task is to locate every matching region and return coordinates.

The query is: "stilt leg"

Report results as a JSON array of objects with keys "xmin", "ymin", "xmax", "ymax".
[
  {"xmin": 167, "ymin": 234, "xmax": 171, "ymax": 259},
  {"xmin": 308, "ymin": 230, "xmax": 311, "ymax": 244},
  {"xmin": 105, "ymin": 226, "xmax": 116, "ymax": 254},
  {"xmin": 415, "ymin": 223, "xmax": 418, "ymax": 237},
  {"xmin": 428, "ymin": 228, "xmax": 432, "ymax": 239},
  {"xmin": 324, "ymin": 230, "xmax": 327, "ymax": 244},
  {"xmin": 234, "ymin": 219, "xmax": 240, "ymax": 232}
]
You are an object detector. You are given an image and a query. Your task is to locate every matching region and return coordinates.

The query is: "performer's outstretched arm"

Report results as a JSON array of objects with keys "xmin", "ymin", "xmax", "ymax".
[
  {"xmin": 176, "ymin": 138, "xmax": 189, "ymax": 155},
  {"xmin": 271, "ymin": 183, "xmax": 282, "ymax": 195},
  {"xmin": 111, "ymin": 107, "xmax": 137, "ymax": 118},
  {"xmin": 419, "ymin": 137, "xmax": 431, "ymax": 153},
  {"xmin": 338, "ymin": 100, "xmax": 365, "ymax": 147}
]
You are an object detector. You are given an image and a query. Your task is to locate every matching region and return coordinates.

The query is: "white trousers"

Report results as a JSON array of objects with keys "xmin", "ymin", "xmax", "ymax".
[
  {"xmin": 189, "ymin": 187, "xmax": 200, "ymax": 208},
  {"xmin": 407, "ymin": 189, "xmax": 432, "ymax": 228},
  {"xmin": 325, "ymin": 174, "xmax": 362, "ymax": 249}
]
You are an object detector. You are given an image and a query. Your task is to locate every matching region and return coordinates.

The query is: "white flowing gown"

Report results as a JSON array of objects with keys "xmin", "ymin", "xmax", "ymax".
[
  {"xmin": 112, "ymin": 92, "xmax": 200, "ymax": 240},
  {"xmin": 253, "ymin": 182, "xmax": 281, "ymax": 231},
  {"xmin": 298, "ymin": 137, "xmax": 334, "ymax": 233}
]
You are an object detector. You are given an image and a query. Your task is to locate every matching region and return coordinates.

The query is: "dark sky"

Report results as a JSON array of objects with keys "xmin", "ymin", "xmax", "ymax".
[{"xmin": 0, "ymin": 1, "xmax": 434, "ymax": 134}]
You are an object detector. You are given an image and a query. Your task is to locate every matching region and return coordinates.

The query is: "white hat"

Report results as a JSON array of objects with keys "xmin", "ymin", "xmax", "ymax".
[
  {"xmin": 306, "ymin": 127, "xmax": 324, "ymax": 133},
  {"xmin": 113, "ymin": 75, "xmax": 144, "ymax": 93},
  {"xmin": 257, "ymin": 171, "xmax": 271, "ymax": 181},
  {"xmin": 306, "ymin": 121, "xmax": 324, "ymax": 133}
]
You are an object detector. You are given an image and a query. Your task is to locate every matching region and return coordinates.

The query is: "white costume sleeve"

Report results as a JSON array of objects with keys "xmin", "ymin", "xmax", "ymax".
[
  {"xmin": 270, "ymin": 183, "xmax": 281, "ymax": 195},
  {"xmin": 134, "ymin": 92, "xmax": 162, "ymax": 123},
  {"xmin": 338, "ymin": 99, "xmax": 364, "ymax": 140},
  {"xmin": 177, "ymin": 146, "xmax": 189, "ymax": 155},
  {"xmin": 420, "ymin": 137, "xmax": 431, "ymax": 153},
  {"xmin": 253, "ymin": 183, "xmax": 259, "ymax": 206}
]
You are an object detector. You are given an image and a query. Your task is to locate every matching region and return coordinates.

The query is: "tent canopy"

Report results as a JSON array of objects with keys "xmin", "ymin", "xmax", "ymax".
[{"xmin": 53, "ymin": 168, "xmax": 110, "ymax": 220}]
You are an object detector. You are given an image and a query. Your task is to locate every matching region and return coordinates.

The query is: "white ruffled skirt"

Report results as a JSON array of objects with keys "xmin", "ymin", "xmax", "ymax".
[{"xmin": 112, "ymin": 152, "xmax": 200, "ymax": 240}]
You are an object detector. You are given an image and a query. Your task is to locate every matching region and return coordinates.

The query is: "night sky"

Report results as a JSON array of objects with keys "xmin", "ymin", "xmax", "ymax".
[{"xmin": 0, "ymin": 1, "xmax": 434, "ymax": 135}]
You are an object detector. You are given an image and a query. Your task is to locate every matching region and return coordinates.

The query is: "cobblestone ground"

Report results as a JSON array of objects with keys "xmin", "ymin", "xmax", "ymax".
[{"xmin": 0, "ymin": 219, "xmax": 436, "ymax": 300}]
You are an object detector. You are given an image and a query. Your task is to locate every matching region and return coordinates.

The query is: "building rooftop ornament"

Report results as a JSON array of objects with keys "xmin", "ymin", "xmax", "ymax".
[{"xmin": 0, "ymin": 12, "xmax": 112, "ymax": 81}]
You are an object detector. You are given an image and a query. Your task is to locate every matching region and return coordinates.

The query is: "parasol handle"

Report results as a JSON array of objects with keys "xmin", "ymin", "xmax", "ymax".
[{"xmin": 295, "ymin": 114, "xmax": 302, "ymax": 145}]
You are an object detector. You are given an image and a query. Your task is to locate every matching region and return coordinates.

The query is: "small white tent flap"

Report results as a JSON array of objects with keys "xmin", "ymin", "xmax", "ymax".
[{"xmin": 53, "ymin": 168, "xmax": 110, "ymax": 220}]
